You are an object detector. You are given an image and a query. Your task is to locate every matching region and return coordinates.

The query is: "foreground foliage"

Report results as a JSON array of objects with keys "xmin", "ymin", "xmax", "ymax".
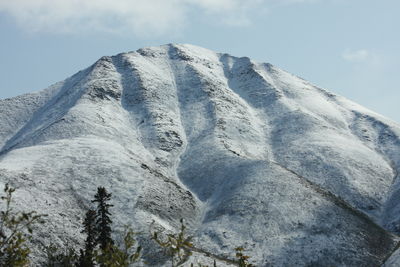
[
  {"xmin": 235, "ymin": 247, "xmax": 254, "ymax": 267},
  {"xmin": 94, "ymin": 228, "xmax": 141, "ymax": 267},
  {"xmin": 44, "ymin": 244, "xmax": 79, "ymax": 267},
  {"xmin": 0, "ymin": 184, "xmax": 46, "ymax": 267},
  {"xmin": 152, "ymin": 218, "xmax": 194, "ymax": 267},
  {"xmin": 1, "ymin": 185, "xmax": 254, "ymax": 266}
]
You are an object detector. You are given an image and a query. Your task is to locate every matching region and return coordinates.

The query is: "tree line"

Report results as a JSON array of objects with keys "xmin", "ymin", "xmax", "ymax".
[{"xmin": 0, "ymin": 184, "xmax": 253, "ymax": 267}]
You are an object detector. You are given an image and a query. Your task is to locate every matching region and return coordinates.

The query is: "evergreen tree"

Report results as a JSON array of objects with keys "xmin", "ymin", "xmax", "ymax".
[
  {"xmin": 79, "ymin": 209, "xmax": 97, "ymax": 266},
  {"xmin": 92, "ymin": 187, "xmax": 114, "ymax": 251}
]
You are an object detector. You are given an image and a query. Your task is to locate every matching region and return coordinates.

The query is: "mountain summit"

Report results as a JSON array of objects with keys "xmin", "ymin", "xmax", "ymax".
[{"xmin": 1, "ymin": 44, "xmax": 400, "ymax": 266}]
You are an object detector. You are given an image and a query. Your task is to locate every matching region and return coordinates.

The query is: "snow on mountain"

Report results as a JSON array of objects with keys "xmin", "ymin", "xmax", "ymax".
[{"xmin": 1, "ymin": 44, "xmax": 400, "ymax": 266}]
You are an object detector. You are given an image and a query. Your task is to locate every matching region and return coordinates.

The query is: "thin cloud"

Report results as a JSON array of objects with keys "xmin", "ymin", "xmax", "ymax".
[
  {"xmin": 341, "ymin": 49, "xmax": 384, "ymax": 69},
  {"xmin": 0, "ymin": 0, "xmax": 188, "ymax": 36},
  {"xmin": 342, "ymin": 49, "xmax": 390, "ymax": 77},
  {"xmin": 0, "ymin": 0, "xmax": 316, "ymax": 36},
  {"xmin": 342, "ymin": 49, "xmax": 370, "ymax": 62}
]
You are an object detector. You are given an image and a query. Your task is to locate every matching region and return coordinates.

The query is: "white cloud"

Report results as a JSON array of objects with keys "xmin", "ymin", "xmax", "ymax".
[
  {"xmin": 342, "ymin": 49, "xmax": 388, "ymax": 76},
  {"xmin": 0, "ymin": 0, "xmax": 188, "ymax": 36},
  {"xmin": 342, "ymin": 49, "xmax": 370, "ymax": 62},
  {"xmin": 341, "ymin": 49, "xmax": 384, "ymax": 70},
  {"xmin": 0, "ymin": 0, "xmax": 314, "ymax": 36}
]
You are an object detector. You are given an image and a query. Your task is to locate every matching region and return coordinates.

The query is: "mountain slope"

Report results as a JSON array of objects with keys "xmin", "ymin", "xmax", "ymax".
[{"xmin": 1, "ymin": 44, "xmax": 400, "ymax": 266}]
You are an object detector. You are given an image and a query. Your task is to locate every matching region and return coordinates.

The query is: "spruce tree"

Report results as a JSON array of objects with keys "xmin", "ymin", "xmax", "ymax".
[
  {"xmin": 79, "ymin": 209, "xmax": 97, "ymax": 266},
  {"xmin": 92, "ymin": 187, "xmax": 114, "ymax": 251}
]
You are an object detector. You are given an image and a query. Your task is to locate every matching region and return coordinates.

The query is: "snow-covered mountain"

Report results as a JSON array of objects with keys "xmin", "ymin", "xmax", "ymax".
[{"xmin": 1, "ymin": 44, "xmax": 400, "ymax": 266}]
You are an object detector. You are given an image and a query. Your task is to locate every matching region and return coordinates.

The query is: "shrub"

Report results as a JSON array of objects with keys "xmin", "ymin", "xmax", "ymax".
[{"xmin": 0, "ymin": 184, "xmax": 46, "ymax": 266}]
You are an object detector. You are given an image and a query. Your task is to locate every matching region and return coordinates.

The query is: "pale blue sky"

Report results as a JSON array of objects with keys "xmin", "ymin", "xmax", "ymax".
[{"xmin": 0, "ymin": 0, "xmax": 399, "ymax": 122}]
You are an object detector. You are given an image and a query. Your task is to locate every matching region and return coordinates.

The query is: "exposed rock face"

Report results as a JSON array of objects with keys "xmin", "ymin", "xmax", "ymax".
[{"xmin": 1, "ymin": 44, "xmax": 400, "ymax": 266}]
